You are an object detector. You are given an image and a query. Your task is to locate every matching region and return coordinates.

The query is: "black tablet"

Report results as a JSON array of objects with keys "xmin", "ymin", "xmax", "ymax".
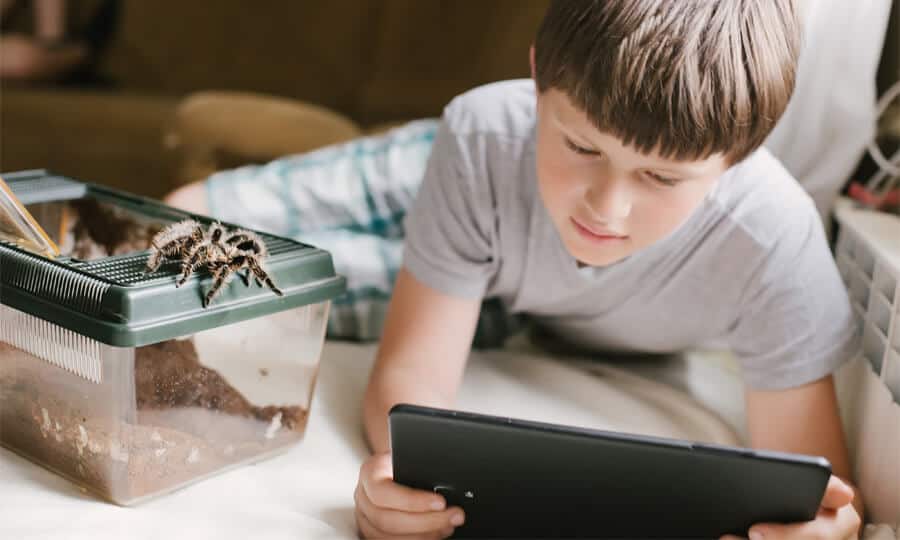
[{"xmin": 390, "ymin": 404, "xmax": 831, "ymax": 539}]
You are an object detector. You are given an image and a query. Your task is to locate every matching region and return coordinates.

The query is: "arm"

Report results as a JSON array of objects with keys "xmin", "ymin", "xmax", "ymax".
[
  {"xmin": 721, "ymin": 200, "xmax": 863, "ymax": 538},
  {"xmin": 363, "ymin": 266, "xmax": 481, "ymax": 453},
  {"xmin": 355, "ymin": 111, "xmax": 490, "ymax": 538},
  {"xmin": 743, "ymin": 374, "xmax": 863, "ymax": 538},
  {"xmin": 354, "ymin": 267, "xmax": 479, "ymax": 539}
]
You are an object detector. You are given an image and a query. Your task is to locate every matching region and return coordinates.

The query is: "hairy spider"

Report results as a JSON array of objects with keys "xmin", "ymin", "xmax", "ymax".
[
  {"xmin": 145, "ymin": 219, "xmax": 206, "ymax": 274},
  {"xmin": 146, "ymin": 220, "xmax": 283, "ymax": 307},
  {"xmin": 203, "ymin": 228, "xmax": 284, "ymax": 307}
]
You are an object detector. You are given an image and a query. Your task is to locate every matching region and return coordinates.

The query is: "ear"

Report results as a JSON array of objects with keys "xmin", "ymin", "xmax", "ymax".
[{"xmin": 529, "ymin": 45, "xmax": 536, "ymax": 79}]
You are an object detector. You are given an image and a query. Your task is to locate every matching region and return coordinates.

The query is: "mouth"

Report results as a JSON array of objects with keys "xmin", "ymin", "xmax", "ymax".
[{"xmin": 570, "ymin": 217, "xmax": 628, "ymax": 242}]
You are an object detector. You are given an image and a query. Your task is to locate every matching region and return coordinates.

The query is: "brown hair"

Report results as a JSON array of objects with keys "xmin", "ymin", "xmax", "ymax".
[{"xmin": 534, "ymin": 0, "xmax": 801, "ymax": 163}]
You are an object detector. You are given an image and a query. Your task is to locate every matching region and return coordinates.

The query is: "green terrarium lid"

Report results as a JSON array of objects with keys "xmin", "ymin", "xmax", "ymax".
[{"xmin": 0, "ymin": 170, "xmax": 346, "ymax": 347}]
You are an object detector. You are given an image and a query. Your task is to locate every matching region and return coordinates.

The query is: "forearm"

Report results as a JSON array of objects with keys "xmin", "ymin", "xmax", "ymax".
[
  {"xmin": 360, "ymin": 268, "xmax": 480, "ymax": 455},
  {"xmin": 363, "ymin": 364, "xmax": 457, "ymax": 454},
  {"xmin": 745, "ymin": 375, "xmax": 865, "ymax": 525}
]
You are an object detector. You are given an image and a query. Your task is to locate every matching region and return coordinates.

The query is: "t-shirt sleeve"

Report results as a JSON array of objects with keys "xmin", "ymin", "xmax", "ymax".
[
  {"xmin": 727, "ymin": 214, "xmax": 860, "ymax": 390},
  {"xmin": 402, "ymin": 118, "xmax": 497, "ymax": 299}
]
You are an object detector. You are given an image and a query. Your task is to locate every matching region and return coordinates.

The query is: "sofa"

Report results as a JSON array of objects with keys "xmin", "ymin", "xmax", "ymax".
[
  {"xmin": 1, "ymin": 0, "xmax": 550, "ymax": 198},
  {"xmin": 4, "ymin": 0, "xmax": 899, "ymax": 217}
]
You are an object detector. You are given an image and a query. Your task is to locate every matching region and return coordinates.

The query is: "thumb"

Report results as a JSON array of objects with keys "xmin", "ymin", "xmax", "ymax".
[{"xmin": 820, "ymin": 475, "xmax": 854, "ymax": 510}]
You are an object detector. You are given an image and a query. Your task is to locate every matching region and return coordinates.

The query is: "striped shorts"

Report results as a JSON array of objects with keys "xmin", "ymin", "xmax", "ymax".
[{"xmin": 204, "ymin": 119, "xmax": 521, "ymax": 347}]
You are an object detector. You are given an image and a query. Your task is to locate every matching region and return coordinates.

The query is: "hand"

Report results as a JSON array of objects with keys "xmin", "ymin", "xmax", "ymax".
[
  {"xmin": 721, "ymin": 475, "xmax": 861, "ymax": 540},
  {"xmin": 355, "ymin": 451, "xmax": 466, "ymax": 539},
  {"xmin": 0, "ymin": 33, "xmax": 86, "ymax": 80}
]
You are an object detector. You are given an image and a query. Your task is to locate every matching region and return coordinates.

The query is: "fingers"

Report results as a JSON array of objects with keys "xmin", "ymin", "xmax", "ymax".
[
  {"xmin": 360, "ymin": 453, "xmax": 446, "ymax": 513},
  {"xmin": 819, "ymin": 475, "xmax": 854, "ymax": 510},
  {"xmin": 356, "ymin": 484, "xmax": 462, "ymax": 537},
  {"xmin": 355, "ymin": 452, "xmax": 465, "ymax": 539},
  {"xmin": 356, "ymin": 509, "xmax": 454, "ymax": 539},
  {"xmin": 748, "ymin": 498, "xmax": 861, "ymax": 540}
]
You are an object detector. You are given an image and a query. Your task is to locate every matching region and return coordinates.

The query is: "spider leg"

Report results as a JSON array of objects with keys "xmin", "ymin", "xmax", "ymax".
[
  {"xmin": 226, "ymin": 233, "xmax": 253, "ymax": 248},
  {"xmin": 145, "ymin": 237, "xmax": 186, "ymax": 272},
  {"xmin": 229, "ymin": 260, "xmax": 257, "ymax": 292},
  {"xmin": 238, "ymin": 268, "xmax": 252, "ymax": 287},
  {"xmin": 176, "ymin": 245, "xmax": 207, "ymax": 287},
  {"xmin": 145, "ymin": 245, "xmax": 164, "ymax": 273},
  {"xmin": 203, "ymin": 264, "xmax": 232, "ymax": 307},
  {"xmin": 146, "ymin": 220, "xmax": 206, "ymax": 273},
  {"xmin": 248, "ymin": 259, "xmax": 283, "ymax": 296},
  {"xmin": 203, "ymin": 254, "xmax": 248, "ymax": 306}
]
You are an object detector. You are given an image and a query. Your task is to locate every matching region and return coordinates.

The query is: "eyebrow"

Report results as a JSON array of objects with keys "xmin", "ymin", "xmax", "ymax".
[
  {"xmin": 645, "ymin": 164, "xmax": 705, "ymax": 178},
  {"xmin": 565, "ymin": 136, "xmax": 603, "ymax": 154},
  {"xmin": 646, "ymin": 171, "xmax": 689, "ymax": 185},
  {"xmin": 551, "ymin": 106, "xmax": 712, "ymax": 179},
  {"xmin": 552, "ymin": 116, "xmax": 602, "ymax": 152}
]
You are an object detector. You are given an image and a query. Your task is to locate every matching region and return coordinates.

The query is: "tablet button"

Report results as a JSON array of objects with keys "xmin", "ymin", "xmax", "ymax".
[
  {"xmin": 692, "ymin": 442, "xmax": 753, "ymax": 456},
  {"xmin": 433, "ymin": 485, "xmax": 475, "ymax": 505}
]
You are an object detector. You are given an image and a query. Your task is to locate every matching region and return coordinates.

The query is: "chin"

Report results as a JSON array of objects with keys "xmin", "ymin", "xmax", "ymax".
[{"xmin": 562, "ymin": 237, "xmax": 632, "ymax": 267}]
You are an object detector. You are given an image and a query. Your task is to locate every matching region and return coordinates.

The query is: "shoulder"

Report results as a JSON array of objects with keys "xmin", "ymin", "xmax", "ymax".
[
  {"xmin": 428, "ymin": 79, "xmax": 538, "ymax": 204},
  {"xmin": 442, "ymin": 79, "xmax": 537, "ymax": 140},
  {"xmin": 709, "ymin": 147, "xmax": 823, "ymax": 259},
  {"xmin": 712, "ymin": 154, "xmax": 857, "ymax": 390}
]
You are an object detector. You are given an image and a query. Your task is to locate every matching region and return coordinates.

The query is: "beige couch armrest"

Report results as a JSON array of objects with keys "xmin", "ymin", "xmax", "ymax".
[{"xmin": 165, "ymin": 91, "xmax": 362, "ymax": 185}]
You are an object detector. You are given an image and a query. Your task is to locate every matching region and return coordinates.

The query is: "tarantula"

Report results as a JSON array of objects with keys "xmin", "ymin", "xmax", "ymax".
[{"xmin": 145, "ymin": 219, "xmax": 283, "ymax": 307}]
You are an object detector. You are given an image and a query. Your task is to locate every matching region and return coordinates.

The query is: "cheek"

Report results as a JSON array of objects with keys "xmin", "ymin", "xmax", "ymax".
[
  {"xmin": 536, "ymin": 148, "xmax": 582, "ymax": 210},
  {"xmin": 636, "ymin": 184, "xmax": 711, "ymax": 237}
]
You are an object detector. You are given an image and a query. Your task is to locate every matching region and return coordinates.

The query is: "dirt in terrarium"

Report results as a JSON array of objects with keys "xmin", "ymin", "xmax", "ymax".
[
  {"xmin": 0, "ymin": 338, "xmax": 309, "ymax": 504},
  {"xmin": 0, "ymin": 198, "xmax": 307, "ymax": 502},
  {"xmin": 1, "ymin": 197, "xmax": 310, "ymax": 502}
]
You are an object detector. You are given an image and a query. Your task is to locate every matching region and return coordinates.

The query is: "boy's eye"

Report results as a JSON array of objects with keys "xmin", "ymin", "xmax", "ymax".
[
  {"xmin": 564, "ymin": 137, "xmax": 599, "ymax": 156},
  {"xmin": 645, "ymin": 171, "xmax": 680, "ymax": 187}
]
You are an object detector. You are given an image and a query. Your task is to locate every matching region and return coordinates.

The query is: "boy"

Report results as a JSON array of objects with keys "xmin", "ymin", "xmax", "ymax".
[{"xmin": 166, "ymin": 1, "xmax": 864, "ymax": 538}]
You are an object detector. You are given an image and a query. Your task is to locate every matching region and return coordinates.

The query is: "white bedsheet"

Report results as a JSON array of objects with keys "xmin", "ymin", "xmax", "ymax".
[{"xmin": 1, "ymin": 341, "xmax": 896, "ymax": 539}]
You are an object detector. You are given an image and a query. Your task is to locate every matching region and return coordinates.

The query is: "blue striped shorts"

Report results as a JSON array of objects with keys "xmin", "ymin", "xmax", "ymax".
[{"xmin": 204, "ymin": 119, "xmax": 520, "ymax": 347}]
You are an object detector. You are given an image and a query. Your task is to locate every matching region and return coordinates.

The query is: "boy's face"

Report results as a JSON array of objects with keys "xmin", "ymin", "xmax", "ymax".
[{"xmin": 534, "ymin": 88, "xmax": 730, "ymax": 267}]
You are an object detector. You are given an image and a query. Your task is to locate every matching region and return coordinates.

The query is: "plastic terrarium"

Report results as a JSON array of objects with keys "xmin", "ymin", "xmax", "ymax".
[{"xmin": 0, "ymin": 170, "xmax": 345, "ymax": 505}]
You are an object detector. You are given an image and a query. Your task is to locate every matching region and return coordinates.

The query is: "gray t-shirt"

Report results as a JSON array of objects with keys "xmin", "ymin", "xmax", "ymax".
[{"xmin": 403, "ymin": 80, "xmax": 859, "ymax": 390}]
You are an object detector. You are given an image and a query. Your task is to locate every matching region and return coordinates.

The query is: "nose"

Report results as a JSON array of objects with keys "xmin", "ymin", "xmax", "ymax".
[{"xmin": 584, "ymin": 176, "xmax": 632, "ymax": 220}]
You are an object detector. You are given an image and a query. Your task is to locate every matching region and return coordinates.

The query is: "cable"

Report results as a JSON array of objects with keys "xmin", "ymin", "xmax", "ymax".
[{"xmin": 864, "ymin": 79, "xmax": 900, "ymax": 199}]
